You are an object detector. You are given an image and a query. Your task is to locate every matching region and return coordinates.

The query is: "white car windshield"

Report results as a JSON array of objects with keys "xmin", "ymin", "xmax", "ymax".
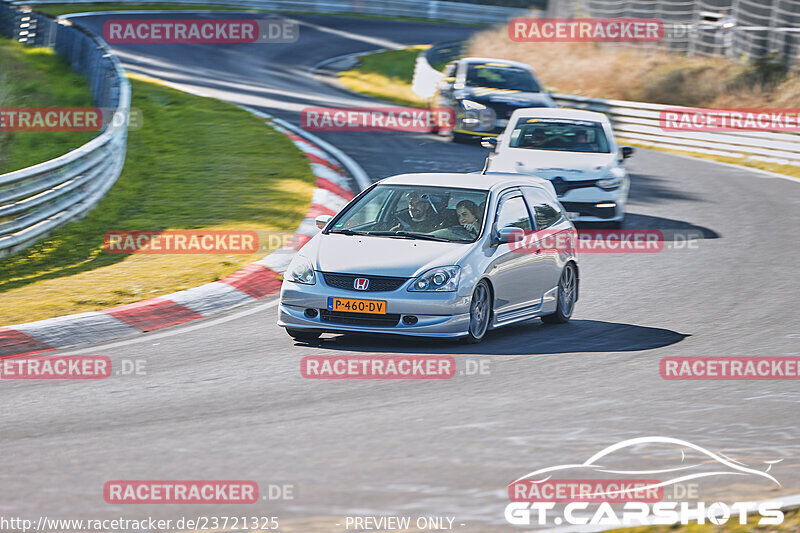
[
  {"xmin": 509, "ymin": 118, "xmax": 611, "ymax": 153},
  {"xmin": 329, "ymin": 185, "xmax": 489, "ymax": 243}
]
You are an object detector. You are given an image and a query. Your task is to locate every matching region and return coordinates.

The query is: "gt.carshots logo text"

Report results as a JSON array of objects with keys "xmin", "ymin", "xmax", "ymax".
[
  {"xmin": 301, "ymin": 356, "xmax": 456, "ymax": 379},
  {"xmin": 301, "ymin": 107, "xmax": 455, "ymax": 132},
  {"xmin": 103, "ymin": 19, "xmax": 298, "ymax": 43},
  {"xmin": 103, "ymin": 481, "xmax": 258, "ymax": 504},
  {"xmin": 510, "ymin": 18, "xmax": 664, "ymax": 42},
  {"xmin": 505, "ymin": 437, "xmax": 785, "ymax": 527}
]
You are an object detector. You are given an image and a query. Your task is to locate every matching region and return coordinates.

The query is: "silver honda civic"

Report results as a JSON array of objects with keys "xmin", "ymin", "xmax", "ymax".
[{"xmin": 278, "ymin": 172, "xmax": 579, "ymax": 343}]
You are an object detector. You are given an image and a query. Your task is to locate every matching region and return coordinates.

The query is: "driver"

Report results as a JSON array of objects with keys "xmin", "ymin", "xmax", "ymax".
[{"xmin": 392, "ymin": 191, "xmax": 443, "ymax": 233}]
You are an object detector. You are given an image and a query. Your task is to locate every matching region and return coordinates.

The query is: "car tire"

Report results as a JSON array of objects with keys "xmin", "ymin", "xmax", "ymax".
[
  {"xmin": 286, "ymin": 328, "xmax": 321, "ymax": 342},
  {"xmin": 464, "ymin": 280, "xmax": 492, "ymax": 343},
  {"xmin": 542, "ymin": 263, "xmax": 577, "ymax": 324}
]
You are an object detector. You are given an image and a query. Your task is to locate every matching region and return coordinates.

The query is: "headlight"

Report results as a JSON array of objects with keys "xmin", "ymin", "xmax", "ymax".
[
  {"xmin": 460, "ymin": 99, "xmax": 486, "ymax": 111},
  {"xmin": 286, "ymin": 256, "xmax": 316, "ymax": 285},
  {"xmin": 597, "ymin": 167, "xmax": 626, "ymax": 189},
  {"xmin": 408, "ymin": 266, "xmax": 460, "ymax": 292}
]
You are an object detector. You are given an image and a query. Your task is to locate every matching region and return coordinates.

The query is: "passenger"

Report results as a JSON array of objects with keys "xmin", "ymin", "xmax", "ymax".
[
  {"xmin": 456, "ymin": 199, "xmax": 482, "ymax": 237},
  {"xmin": 392, "ymin": 192, "xmax": 443, "ymax": 233}
]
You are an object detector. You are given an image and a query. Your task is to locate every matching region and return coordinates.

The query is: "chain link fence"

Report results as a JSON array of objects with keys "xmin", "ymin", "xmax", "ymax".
[{"xmin": 546, "ymin": 0, "xmax": 800, "ymax": 63}]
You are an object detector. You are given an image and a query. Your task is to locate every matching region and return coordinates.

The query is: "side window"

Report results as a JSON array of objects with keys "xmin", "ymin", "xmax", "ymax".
[
  {"xmin": 495, "ymin": 195, "xmax": 532, "ymax": 232},
  {"xmin": 534, "ymin": 203, "xmax": 562, "ymax": 229},
  {"xmin": 523, "ymin": 187, "xmax": 563, "ymax": 229}
]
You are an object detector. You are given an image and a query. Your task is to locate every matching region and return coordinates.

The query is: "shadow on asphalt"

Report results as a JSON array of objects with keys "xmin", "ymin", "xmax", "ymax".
[
  {"xmin": 627, "ymin": 172, "xmax": 705, "ymax": 204},
  {"xmin": 294, "ymin": 319, "xmax": 689, "ymax": 355},
  {"xmin": 578, "ymin": 214, "xmax": 720, "ymax": 240}
]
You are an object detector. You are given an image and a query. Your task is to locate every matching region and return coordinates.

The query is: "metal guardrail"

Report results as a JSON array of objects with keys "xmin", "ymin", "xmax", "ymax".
[
  {"xmin": 0, "ymin": 0, "xmax": 524, "ymax": 257},
  {"xmin": 416, "ymin": 43, "xmax": 800, "ymax": 167},
  {"xmin": 8, "ymin": 0, "xmax": 529, "ymax": 24},
  {"xmin": 0, "ymin": 2, "xmax": 130, "ymax": 257},
  {"xmin": 551, "ymin": 94, "xmax": 800, "ymax": 167}
]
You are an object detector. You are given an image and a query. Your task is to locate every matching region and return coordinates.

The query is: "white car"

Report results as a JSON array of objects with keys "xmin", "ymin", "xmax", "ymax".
[{"xmin": 484, "ymin": 108, "xmax": 634, "ymax": 227}]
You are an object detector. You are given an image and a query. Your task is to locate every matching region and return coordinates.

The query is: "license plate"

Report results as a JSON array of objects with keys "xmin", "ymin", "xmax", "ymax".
[
  {"xmin": 567, "ymin": 212, "xmax": 580, "ymax": 220},
  {"xmin": 327, "ymin": 297, "xmax": 387, "ymax": 314}
]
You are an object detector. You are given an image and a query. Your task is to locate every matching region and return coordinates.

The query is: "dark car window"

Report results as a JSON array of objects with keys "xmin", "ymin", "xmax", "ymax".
[
  {"xmin": 495, "ymin": 194, "xmax": 532, "ymax": 232},
  {"xmin": 510, "ymin": 119, "xmax": 611, "ymax": 153},
  {"xmin": 465, "ymin": 64, "xmax": 540, "ymax": 92},
  {"xmin": 522, "ymin": 187, "xmax": 563, "ymax": 229},
  {"xmin": 534, "ymin": 203, "xmax": 562, "ymax": 229}
]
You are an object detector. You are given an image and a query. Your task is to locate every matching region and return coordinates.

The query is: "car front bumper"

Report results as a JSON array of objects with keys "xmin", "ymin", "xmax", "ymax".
[
  {"xmin": 278, "ymin": 280, "xmax": 473, "ymax": 338},
  {"xmin": 558, "ymin": 182, "xmax": 629, "ymax": 223}
]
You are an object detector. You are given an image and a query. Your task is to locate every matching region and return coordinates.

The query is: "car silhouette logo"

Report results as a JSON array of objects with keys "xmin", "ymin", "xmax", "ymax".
[{"xmin": 353, "ymin": 278, "xmax": 369, "ymax": 290}]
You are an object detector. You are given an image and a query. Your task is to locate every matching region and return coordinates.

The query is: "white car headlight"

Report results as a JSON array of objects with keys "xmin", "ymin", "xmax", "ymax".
[
  {"xmin": 597, "ymin": 167, "xmax": 626, "ymax": 189},
  {"xmin": 286, "ymin": 256, "xmax": 316, "ymax": 285},
  {"xmin": 408, "ymin": 266, "xmax": 460, "ymax": 292}
]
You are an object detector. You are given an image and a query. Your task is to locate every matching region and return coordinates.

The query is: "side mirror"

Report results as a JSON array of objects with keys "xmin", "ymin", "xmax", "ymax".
[
  {"xmin": 315, "ymin": 214, "xmax": 333, "ymax": 229},
  {"xmin": 481, "ymin": 137, "xmax": 498, "ymax": 150},
  {"xmin": 496, "ymin": 227, "xmax": 525, "ymax": 244},
  {"xmin": 621, "ymin": 146, "xmax": 635, "ymax": 159}
]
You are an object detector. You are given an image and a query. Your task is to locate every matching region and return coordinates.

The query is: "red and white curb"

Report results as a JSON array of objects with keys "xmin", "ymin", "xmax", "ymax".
[{"xmin": 0, "ymin": 111, "xmax": 368, "ymax": 359}]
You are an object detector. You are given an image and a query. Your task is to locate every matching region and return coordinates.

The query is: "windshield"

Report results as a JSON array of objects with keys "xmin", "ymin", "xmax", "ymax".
[
  {"xmin": 509, "ymin": 118, "xmax": 611, "ymax": 153},
  {"xmin": 329, "ymin": 185, "xmax": 489, "ymax": 243},
  {"xmin": 465, "ymin": 63, "xmax": 540, "ymax": 92}
]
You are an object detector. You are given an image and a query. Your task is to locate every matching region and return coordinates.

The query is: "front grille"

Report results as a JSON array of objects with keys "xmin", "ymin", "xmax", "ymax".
[
  {"xmin": 320, "ymin": 310, "xmax": 401, "ymax": 327},
  {"xmin": 549, "ymin": 177, "xmax": 598, "ymax": 197},
  {"xmin": 560, "ymin": 201, "xmax": 616, "ymax": 219},
  {"xmin": 322, "ymin": 272, "xmax": 407, "ymax": 292}
]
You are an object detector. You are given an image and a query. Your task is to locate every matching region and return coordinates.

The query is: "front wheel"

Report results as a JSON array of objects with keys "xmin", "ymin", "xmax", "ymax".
[
  {"xmin": 285, "ymin": 328, "xmax": 321, "ymax": 342},
  {"xmin": 464, "ymin": 280, "xmax": 492, "ymax": 343},
  {"xmin": 542, "ymin": 263, "xmax": 577, "ymax": 324}
]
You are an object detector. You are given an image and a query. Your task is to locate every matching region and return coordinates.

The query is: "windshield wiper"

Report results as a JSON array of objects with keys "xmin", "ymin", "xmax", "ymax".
[
  {"xmin": 369, "ymin": 231, "xmax": 451, "ymax": 242},
  {"xmin": 328, "ymin": 229, "xmax": 367, "ymax": 236}
]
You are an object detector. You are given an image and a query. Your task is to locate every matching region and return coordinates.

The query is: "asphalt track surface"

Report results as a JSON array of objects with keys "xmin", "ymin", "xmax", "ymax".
[{"xmin": 1, "ymin": 12, "xmax": 799, "ymax": 532}]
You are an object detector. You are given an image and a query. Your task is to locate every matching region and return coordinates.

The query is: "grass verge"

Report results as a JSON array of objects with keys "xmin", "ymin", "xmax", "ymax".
[
  {"xmin": 0, "ymin": 69, "xmax": 314, "ymax": 326},
  {"xmin": 337, "ymin": 46, "xmax": 430, "ymax": 108},
  {"xmin": 0, "ymin": 39, "xmax": 97, "ymax": 173},
  {"xmin": 337, "ymin": 45, "xmax": 800, "ymax": 179}
]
